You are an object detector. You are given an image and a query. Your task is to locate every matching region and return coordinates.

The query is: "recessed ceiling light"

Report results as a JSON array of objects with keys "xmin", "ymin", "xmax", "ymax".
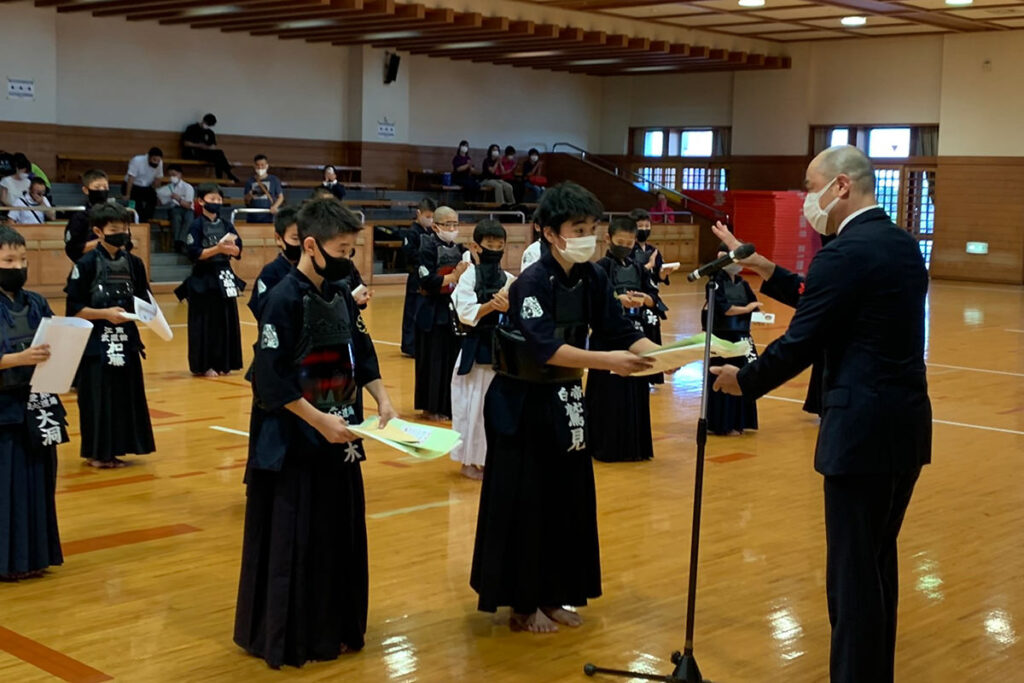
[
  {"xmin": 504, "ymin": 50, "xmax": 561, "ymax": 59},
  {"xmin": 841, "ymin": 15, "xmax": 867, "ymax": 26},
  {"xmin": 363, "ymin": 30, "xmax": 421, "ymax": 40},
  {"xmin": 945, "ymin": 0, "xmax": 973, "ymax": 5},
  {"xmin": 439, "ymin": 41, "xmax": 495, "ymax": 50},
  {"xmin": 568, "ymin": 58, "xmax": 622, "ymax": 66},
  {"xmin": 738, "ymin": 0, "xmax": 766, "ymax": 7}
]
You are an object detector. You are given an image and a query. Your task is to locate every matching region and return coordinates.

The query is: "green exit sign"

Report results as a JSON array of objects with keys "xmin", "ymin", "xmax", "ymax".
[{"xmin": 966, "ymin": 242, "xmax": 989, "ymax": 255}]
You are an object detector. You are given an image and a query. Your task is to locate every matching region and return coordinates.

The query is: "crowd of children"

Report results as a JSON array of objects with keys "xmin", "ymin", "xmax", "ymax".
[{"xmin": 1, "ymin": 173, "xmax": 770, "ymax": 667}]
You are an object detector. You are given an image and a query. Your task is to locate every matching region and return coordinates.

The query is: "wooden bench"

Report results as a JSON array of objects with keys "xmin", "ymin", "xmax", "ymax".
[
  {"xmin": 231, "ymin": 162, "xmax": 361, "ymax": 183},
  {"xmin": 56, "ymin": 154, "xmax": 210, "ymax": 182}
]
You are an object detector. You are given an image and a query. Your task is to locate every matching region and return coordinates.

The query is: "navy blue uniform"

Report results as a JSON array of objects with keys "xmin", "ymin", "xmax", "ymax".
[
  {"xmin": 400, "ymin": 221, "xmax": 431, "ymax": 355},
  {"xmin": 234, "ymin": 270, "xmax": 382, "ymax": 669},
  {"xmin": 736, "ymin": 208, "xmax": 931, "ymax": 683},
  {"xmin": 630, "ymin": 239, "xmax": 669, "ymax": 384},
  {"xmin": 471, "ymin": 247, "xmax": 643, "ymax": 614},
  {"xmin": 247, "ymin": 253, "xmax": 293, "ymax": 321},
  {"xmin": 703, "ymin": 270, "xmax": 759, "ymax": 435},
  {"xmin": 413, "ymin": 232, "xmax": 465, "ymax": 417}
]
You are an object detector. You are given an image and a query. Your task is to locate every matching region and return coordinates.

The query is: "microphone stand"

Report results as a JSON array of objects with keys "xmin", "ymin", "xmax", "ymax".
[{"xmin": 584, "ymin": 278, "xmax": 718, "ymax": 683}]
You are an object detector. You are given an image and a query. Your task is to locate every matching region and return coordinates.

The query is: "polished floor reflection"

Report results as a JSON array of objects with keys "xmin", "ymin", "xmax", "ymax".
[{"xmin": 0, "ymin": 278, "xmax": 1021, "ymax": 682}]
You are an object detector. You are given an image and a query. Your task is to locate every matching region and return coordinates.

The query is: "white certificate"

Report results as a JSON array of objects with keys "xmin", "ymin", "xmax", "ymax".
[{"xmin": 29, "ymin": 317, "xmax": 94, "ymax": 394}]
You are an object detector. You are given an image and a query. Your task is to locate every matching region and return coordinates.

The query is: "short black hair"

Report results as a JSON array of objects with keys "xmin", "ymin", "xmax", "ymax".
[
  {"xmin": 528, "ymin": 148, "xmax": 540, "ymax": 156},
  {"xmin": 0, "ymin": 225, "xmax": 26, "ymax": 249},
  {"xmin": 628, "ymin": 208, "xmax": 651, "ymax": 223},
  {"xmin": 534, "ymin": 181, "xmax": 604, "ymax": 233},
  {"xmin": 12, "ymin": 153, "xmax": 30, "ymax": 170},
  {"xmin": 90, "ymin": 202, "xmax": 130, "ymax": 230},
  {"xmin": 608, "ymin": 216, "xmax": 637, "ymax": 237},
  {"xmin": 82, "ymin": 168, "xmax": 108, "ymax": 185},
  {"xmin": 417, "ymin": 197, "xmax": 438, "ymax": 212},
  {"xmin": 310, "ymin": 186, "xmax": 335, "ymax": 200},
  {"xmin": 473, "ymin": 218, "xmax": 506, "ymax": 245},
  {"xmin": 504, "ymin": 145, "xmax": 515, "ymax": 156},
  {"xmin": 487, "ymin": 144, "xmax": 500, "ymax": 154},
  {"xmin": 457, "ymin": 140, "xmax": 469, "ymax": 148},
  {"xmin": 167, "ymin": 164, "xmax": 184, "ymax": 174},
  {"xmin": 148, "ymin": 147, "xmax": 163, "ymax": 158},
  {"xmin": 195, "ymin": 182, "xmax": 222, "ymax": 200},
  {"xmin": 202, "ymin": 113, "xmax": 217, "ymax": 126},
  {"xmin": 297, "ymin": 197, "xmax": 363, "ymax": 243},
  {"xmin": 322, "ymin": 164, "xmax": 336, "ymax": 175},
  {"xmin": 254, "ymin": 154, "xmax": 268, "ymax": 163},
  {"xmin": 29, "ymin": 177, "xmax": 47, "ymax": 189},
  {"xmin": 274, "ymin": 205, "xmax": 299, "ymax": 238}
]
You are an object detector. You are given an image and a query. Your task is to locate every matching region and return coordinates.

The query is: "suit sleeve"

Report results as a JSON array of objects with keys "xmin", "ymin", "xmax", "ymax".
[
  {"xmin": 738, "ymin": 248, "xmax": 856, "ymax": 400},
  {"xmin": 759, "ymin": 265, "xmax": 804, "ymax": 308},
  {"xmin": 253, "ymin": 292, "xmax": 303, "ymax": 412}
]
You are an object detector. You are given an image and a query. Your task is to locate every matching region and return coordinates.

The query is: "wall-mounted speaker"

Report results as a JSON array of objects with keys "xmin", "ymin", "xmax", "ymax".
[{"xmin": 384, "ymin": 52, "xmax": 401, "ymax": 84}]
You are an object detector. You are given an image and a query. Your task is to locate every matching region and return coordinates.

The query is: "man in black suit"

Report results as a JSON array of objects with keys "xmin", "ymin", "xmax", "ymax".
[{"xmin": 711, "ymin": 145, "xmax": 931, "ymax": 683}]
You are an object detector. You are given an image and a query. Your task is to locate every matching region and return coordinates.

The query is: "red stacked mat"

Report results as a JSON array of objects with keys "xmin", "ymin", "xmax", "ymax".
[{"xmin": 730, "ymin": 191, "xmax": 819, "ymax": 276}]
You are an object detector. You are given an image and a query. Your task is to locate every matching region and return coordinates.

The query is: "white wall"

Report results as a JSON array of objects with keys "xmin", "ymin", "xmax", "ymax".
[
  {"xmin": 732, "ymin": 43, "xmax": 812, "ymax": 156},
  {"xmin": 406, "ymin": 53, "xmax": 603, "ymax": 152},
  {"xmin": 0, "ymin": 3, "xmax": 57, "ymax": 124},
  {"xmin": 361, "ymin": 47, "xmax": 409, "ymax": 144}
]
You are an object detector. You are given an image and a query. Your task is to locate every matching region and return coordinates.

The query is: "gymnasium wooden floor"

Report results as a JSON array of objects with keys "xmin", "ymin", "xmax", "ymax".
[{"xmin": 1, "ymin": 276, "xmax": 1021, "ymax": 682}]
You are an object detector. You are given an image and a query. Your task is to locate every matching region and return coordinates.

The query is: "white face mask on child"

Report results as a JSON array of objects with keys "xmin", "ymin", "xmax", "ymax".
[{"xmin": 555, "ymin": 235, "xmax": 596, "ymax": 264}]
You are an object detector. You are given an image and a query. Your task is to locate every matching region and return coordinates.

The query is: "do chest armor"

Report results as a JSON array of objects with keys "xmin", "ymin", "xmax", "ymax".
[{"xmin": 296, "ymin": 292, "xmax": 357, "ymax": 412}]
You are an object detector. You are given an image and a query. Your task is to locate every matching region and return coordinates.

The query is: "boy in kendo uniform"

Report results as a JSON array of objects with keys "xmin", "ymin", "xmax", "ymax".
[
  {"xmin": 234, "ymin": 198, "xmax": 398, "ymax": 669},
  {"xmin": 586, "ymin": 216, "xmax": 663, "ymax": 462},
  {"xmin": 175, "ymin": 183, "xmax": 245, "ymax": 377},
  {"xmin": 470, "ymin": 183, "xmax": 659, "ymax": 634},
  {"xmin": 65, "ymin": 203, "xmax": 155, "ymax": 468},
  {"xmin": 413, "ymin": 205, "xmax": 467, "ymax": 421},
  {"xmin": 628, "ymin": 208, "xmax": 679, "ymax": 385}
]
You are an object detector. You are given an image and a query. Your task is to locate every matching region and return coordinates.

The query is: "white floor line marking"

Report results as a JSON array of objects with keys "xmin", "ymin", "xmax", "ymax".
[
  {"xmin": 240, "ymin": 321, "xmax": 257, "ymax": 327},
  {"xmin": 369, "ymin": 500, "xmax": 457, "ymax": 519},
  {"xmin": 169, "ymin": 323, "xmax": 188, "ymax": 328},
  {"xmin": 1006, "ymin": 329, "xmax": 1024, "ymax": 334},
  {"xmin": 210, "ymin": 425, "xmax": 250, "ymax": 437},
  {"xmin": 375, "ymin": 340, "xmax": 402, "ymax": 347},
  {"xmin": 926, "ymin": 363, "xmax": 1024, "ymax": 378},
  {"xmin": 763, "ymin": 396, "xmax": 1023, "ymax": 436}
]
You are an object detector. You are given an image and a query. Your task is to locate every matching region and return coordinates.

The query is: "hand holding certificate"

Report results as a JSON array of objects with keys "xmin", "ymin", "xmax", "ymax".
[
  {"xmin": 628, "ymin": 332, "xmax": 751, "ymax": 377},
  {"xmin": 349, "ymin": 417, "xmax": 462, "ymax": 460},
  {"xmin": 29, "ymin": 317, "xmax": 94, "ymax": 394},
  {"xmin": 120, "ymin": 291, "xmax": 173, "ymax": 341}
]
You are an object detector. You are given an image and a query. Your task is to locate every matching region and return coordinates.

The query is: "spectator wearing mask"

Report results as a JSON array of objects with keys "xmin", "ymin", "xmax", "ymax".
[
  {"xmin": 9, "ymin": 178, "xmax": 54, "ymax": 225},
  {"xmin": 159, "ymin": 165, "xmax": 196, "ymax": 253},
  {"xmin": 521, "ymin": 148, "xmax": 547, "ymax": 201},
  {"xmin": 480, "ymin": 144, "xmax": 515, "ymax": 206},
  {"xmin": 0, "ymin": 154, "xmax": 33, "ymax": 207},
  {"xmin": 243, "ymin": 155, "xmax": 284, "ymax": 224},
  {"xmin": 451, "ymin": 140, "xmax": 479, "ymax": 192},
  {"xmin": 182, "ymin": 113, "xmax": 241, "ymax": 183},
  {"xmin": 321, "ymin": 165, "xmax": 347, "ymax": 200},
  {"xmin": 64, "ymin": 169, "xmax": 113, "ymax": 262},
  {"xmin": 123, "ymin": 147, "xmax": 163, "ymax": 223},
  {"xmin": 650, "ymin": 192, "xmax": 676, "ymax": 224}
]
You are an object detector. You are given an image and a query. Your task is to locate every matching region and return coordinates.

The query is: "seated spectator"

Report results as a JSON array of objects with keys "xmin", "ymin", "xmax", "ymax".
[
  {"xmin": 0, "ymin": 150, "xmax": 13, "ymax": 179},
  {"xmin": 9, "ymin": 178, "xmax": 54, "ymax": 224},
  {"xmin": 0, "ymin": 154, "xmax": 33, "ymax": 206},
  {"xmin": 124, "ymin": 147, "xmax": 163, "ymax": 223},
  {"xmin": 650, "ymin": 191, "xmax": 676, "ymax": 224},
  {"xmin": 321, "ymin": 165, "xmax": 347, "ymax": 200},
  {"xmin": 497, "ymin": 146, "xmax": 517, "ymax": 181},
  {"xmin": 243, "ymin": 154, "xmax": 283, "ymax": 224},
  {"xmin": 158, "ymin": 165, "xmax": 196, "ymax": 253},
  {"xmin": 182, "ymin": 113, "xmax": 240, "ymax": 183},
  {"xmin": 480, "ymin": 144, "xmax": 515, "ymax": 205},
  {"xmin": 452, "ymin": 140, "xmax": 479, "ymax": 192},
  {"xmin": 520, "ymin": 148, "xmax": 547, "ymax": 201}
]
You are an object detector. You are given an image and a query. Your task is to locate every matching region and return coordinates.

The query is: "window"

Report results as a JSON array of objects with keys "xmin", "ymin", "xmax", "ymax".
[
  {"xmin": 868, "ymin": 127, "xmax": 911, "ymax": 158},
  {"xmin": 918, "ymin": 239, "xmax": 933, "ymax": 270},
  {"xmin": 643, "ymin": 130, "xmax": 665, "ymax": 157},
  {"xmin": 634, "ymin": 127, "xmax": 729, "ymax": 158},
  {"xmin": 830, "ymin": 128, "xmax": 850, "ymax": 146},
  {"xmin": 680, "ymin": 130, "xmax": 714, "ymax": 157},
  {"xmin": 874, "ymin": 168, "xmax": 902, "ymax": 222},
  {"xmin": 906, "ymin": 170, "xmax": 935, "ymax": 237},
  {"xmin": 637, "ymin": 166, "xmax": 677, "ymax": 191},
  {"xmin": 680, "ymin": 167, "xmax": 728, "ymax": 191}
]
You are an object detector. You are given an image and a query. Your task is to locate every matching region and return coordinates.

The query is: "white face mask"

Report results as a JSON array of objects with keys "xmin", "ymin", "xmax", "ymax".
[
  {"xmin": 529, "ymin": 155, "xmax": 539, "ymax": 163},
  {"xmin": 459, "ymin": 146, "xmax": 468, "ymax": 154},
  {"xmin": 256, "ymin": 168, "xmax": 268, "ymax": 177},
  {"xmin": 490, "ymin": 151, "xmax": 500, "ymax": 159},
  {"xmin": 420, "ymin": 216, "xmax": 434, "ymax": 228},
  {"xmin": 170, "ymin": 176, "xmax": 180, "ymax": 186},
  {"xmin": 438, "ymin": 229, "xmax": 459, "ymax": 244},
  {"xmin": 723, "ymin": 263, "xmax": 743, "ymax": 276},
  {"xmin": 803, "ymin": 177, "xmax": 840, "ymax": 235},
  {"xmin": 555, "ymin": 234, "xmax": 596, "ymax": 264}
]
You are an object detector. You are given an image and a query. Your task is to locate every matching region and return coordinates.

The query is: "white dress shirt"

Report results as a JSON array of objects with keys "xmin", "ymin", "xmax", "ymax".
[
  {"xmin": 837, "ymin": 204, "xmax": 882, "ymax": 235},
  {"xmin": 158, "ymin": 179, "xmax": 195, "ymax": 207},
  {"xmin": 9, "ymin": 195, "xmax": 52, "ymax": 224}
]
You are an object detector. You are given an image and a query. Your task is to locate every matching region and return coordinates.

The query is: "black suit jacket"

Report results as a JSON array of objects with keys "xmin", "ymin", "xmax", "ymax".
[{"xmin": 738, "ymin": 208, "xmax": 932, "ymax": 476}]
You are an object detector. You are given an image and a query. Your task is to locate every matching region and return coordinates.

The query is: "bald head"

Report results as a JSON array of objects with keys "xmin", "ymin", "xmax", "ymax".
[
  {"xmin": 811, "ymin": 145, "xmax": 875, "ymax": 197},
  {"xmin": 434, "ymin": 206, "xmax": 458, "ymax": 226}
]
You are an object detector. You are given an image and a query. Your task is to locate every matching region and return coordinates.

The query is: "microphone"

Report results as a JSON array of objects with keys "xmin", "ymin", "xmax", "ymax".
[{"xmin": 686, "ymin": 242, "xmax": 755, "ymax": 282}]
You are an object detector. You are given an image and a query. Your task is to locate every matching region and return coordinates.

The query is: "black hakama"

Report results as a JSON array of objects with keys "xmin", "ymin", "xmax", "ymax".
[
  {"xmin": 76, "ymin": 353, "xmax": 155, "ymax": 462},
  {"xmin": 471, "ymin": 376, "xmax": 601, "ymax": 613},
  {"xmin": 234, "ymin": 270, "xmax": 381, "ymax": 669},
  {"xmin": 413, "ymin": 324, "xmax": 459, "ymax": 417},
  {"xmin": 707, "ymin": 346, "xmax": 760, "ymax": 435},
  {"xmin": 585, "ymin": 370, "xmax": 654, "ymax": 462},
  {"xmin": 632, "ymin": 241, "xmax": 668, "ymax": 385},
  {"xmin": 0, "ymin": 426, "xmax": 62, "ymax": 576}
]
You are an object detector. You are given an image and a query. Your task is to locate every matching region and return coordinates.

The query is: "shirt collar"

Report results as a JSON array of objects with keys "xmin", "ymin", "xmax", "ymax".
[{"xmin": 838, "ymin": 204, "xmax": 882, "ymax": 235}]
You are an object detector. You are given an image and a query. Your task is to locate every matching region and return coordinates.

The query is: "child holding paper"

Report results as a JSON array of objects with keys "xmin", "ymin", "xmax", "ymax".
[
  {"xmin": 234, "ymin": 198, "xmax": 398, "ymax": 669},
  {"xmin": 450, "ymin": 219, "xmax": 514, "ymax": 480},
  {"xmin": 65, "ymin": 204, "xmax": 155, "ymax": 468},
  {"xmin": 585, "ymin": 216, "xmax": 661, "ymax": 462},
  {"xmin": 0, "ymin": 225, "xmax": 66, "ymax": 580},
  {"xmin": 703, "ymin": 242, "xmax": 761, "ymax": 436}
]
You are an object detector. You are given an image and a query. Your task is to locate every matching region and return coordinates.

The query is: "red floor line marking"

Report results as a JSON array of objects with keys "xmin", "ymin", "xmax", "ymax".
[
  {"xmin": 58, "ymin": 474, "xmax": 158, "ymax": 494},
  {"xmin": 708, "ymin": 452, "xmax": 757, "ymax": 464},
  {"xmin": 61, "ymin": 524, "xmax": 201, "ymax": 557},
  {"xmin": 219, "ymin": 394, "xmax": 253, "ymax": 400},
  {"xmin": 169, "ymin": 471, "xmax": 206, "ymax": 479},
  {"xmin": 148, "ymin": 408, "xmax": 180, "ymax": 419},
  {"xmin": 215, "ymin": 444, "xmax": 249, "ymax": 451},
  {"xmin": 214, "ymin": 463, "xmax": 247, "ymax": 470},
  {"xmin": 0, "ymin": 626, "xmax": 112, "ymax": 683}
]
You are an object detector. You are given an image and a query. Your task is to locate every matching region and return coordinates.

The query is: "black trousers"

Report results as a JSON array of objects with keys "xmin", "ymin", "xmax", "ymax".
[
  {"xmin": 184, "ymin": 147, "xmax": 237, "ymax": 181},
  {"xmin": 129, "ymin": 185, "xmax": 158, "ymax": 223},
  {"xmin": 824, "ymin": 468, "xmax": 920, "ymax": 683}
]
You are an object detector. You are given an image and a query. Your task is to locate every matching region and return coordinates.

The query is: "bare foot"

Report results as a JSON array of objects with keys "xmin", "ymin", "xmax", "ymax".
[
  {"xmin": 510, "ymin": 609, "xmax": 559, "ymax": 634},
  {"xmin": 204, "ymin": 369, "xmax": 219, "ymax": 378},
  {"xmin": 542, "ymin": 606, "xmax": 583, "ymax": 628},
  {"xmin": 111, "ymin": 457, "xmax": 128, "ymax": 468},
  {"xmin": 87, "ymin": 459, "xmax": 114, "ymax": 469},
  {"xmin": 460, "ymin": 465, "xmax": 484, "ymax": 480}
]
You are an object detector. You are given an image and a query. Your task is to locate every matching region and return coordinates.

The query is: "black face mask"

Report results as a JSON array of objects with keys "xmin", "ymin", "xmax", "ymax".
[
  {"xmin": 148, "ymin": 161, "xmax": 160, "ymax": 169},
  {"xmin": 203, "ymin": 203, "xmax": 223, "ymax": 219},
  {"xmin": 478, "ymin": 247, "xmax": 504, "ymax": 264},
  {"xmin": 313, "ymin": 241, "xmax": 354, "ymax": 281},
  {"xmin": 282, "ymin": 242, "xmax": 302, "ymax": 263},
  {"xmin": 0, "ymin": 267, "xmax": 28, "ymax": 294},
  {"xmin": 636, "ymin": 229, "xmax": 651, "ymax": 243},
  {"xmin": 88, "ymin": 189, "xmax": 109, "ymax": 206},
  {"xmin": 608, "ymin": 244, "xmax": 633, "ymax": 261},
  {"xmin": 103, "ymin": 232, "xmax": 131, "ymax": 249}
]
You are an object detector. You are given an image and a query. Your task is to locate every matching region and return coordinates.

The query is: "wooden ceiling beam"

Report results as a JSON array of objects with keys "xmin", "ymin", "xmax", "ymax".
[
  {"xmin": 248, "ymin": 4, "xmax": 436, "ymax": 37},
  {"xmin": 330, "ymin": 15, "xmax": 509, "ymax": 46},
  {"xmin": 93, "ymin": 0, "xmax": 306, "ymax": 18},
  {"xmin": 271, "ymin": 8, "xmax": 461, "ymax": 40},
  {"xmin": 165, "ymin": 0, "xmax": 371, "ymax": 28}
]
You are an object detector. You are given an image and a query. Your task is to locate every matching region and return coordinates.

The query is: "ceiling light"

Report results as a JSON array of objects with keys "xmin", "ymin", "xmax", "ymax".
[
  {"xmin": 363, "ymin": 30, "xmax": 421, "ymax": 41},
  {"xmin": 568, "ymin": 58, "xmax": 622, "ymax": 66},
  {"xmin": 841, "ymin": 15, "xmax": 867, "ymax": 26},
  {"xmin": 738, "ymin": 0, "xmax": 766, "ymax": 7},
  {"xmin": 279, "ymin": 19, "xmax": 335, "ymax": 30},
  {"xmin": 945, "ymin": 0, "xmax": 973, "ymax": 5},
  {"xmin": 625, "ymin": 66, "xmax": 679, "ymax": 72},
  {"xmin": 184, "ymin": 5, "xmax": 241, "ymax": 17},
  {"xmin": 439, "ymin": 41, "xmax": 495, "ymax": 50},
  {"xmin": 504, "ymin": 50, "xmax": 561, "ymax": 59}
]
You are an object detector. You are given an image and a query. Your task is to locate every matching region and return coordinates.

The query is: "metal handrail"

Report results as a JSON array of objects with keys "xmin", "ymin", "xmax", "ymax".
[
  {"xmin": 550, "ymin": 141, "xmax": 729, "ymax": 221},
  {"xmin": 231, "ymin": 208, "xmax": 365, "ymax": 224},
  {"xmin": 605, "ymin": 210, "xmax": 695, "ymax": 220},
  {"xmin": 0, "ymin": 205, "xmax": 140, "ymax": 222},
  {"xmin": 457, "ymin": 210, "xmax": 526, "ymax": 223}
]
